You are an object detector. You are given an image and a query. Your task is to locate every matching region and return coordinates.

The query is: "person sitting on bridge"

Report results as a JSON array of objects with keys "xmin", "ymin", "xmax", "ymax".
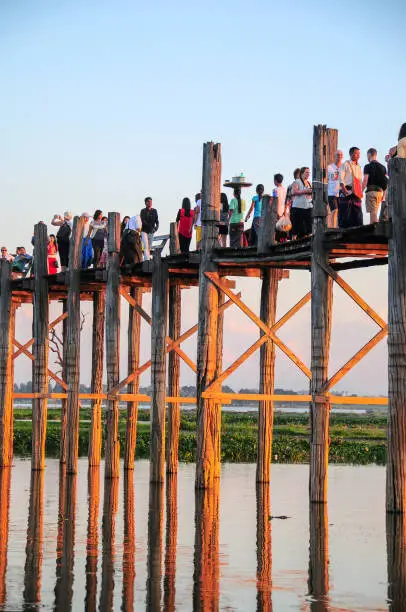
[{"xmin": 120, "ymin": 215, "xmax": 143, "ymax": 266}]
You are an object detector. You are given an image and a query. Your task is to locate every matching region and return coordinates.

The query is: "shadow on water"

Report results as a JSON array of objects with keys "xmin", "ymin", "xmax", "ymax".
[
  {"xmin": 307, "ymin": 503, "xmax": 329, "ymax": 611},
  {"xmin": 54, "ymin": 470, "xmax": 77, "ymax": 612},
  {"xmin": 0, "ymin": 468, "xmax": 11, "ymax": 607},
  {"xmin": 386, "ymin": 512, "xmax": 406, "ymax": 611},
  {"xmin": 193, "ymin": 481, "xmax": 220, "ymax": 612},
  {"xmin": 23, "ymin": 469, "xmax": 44, "ymax": 611},
  {"xmin": 122, "ymin": 470, "xmax": 136, "ymax": 612},
  {"xmin": 85, "ymin": 467, "xmax": 100, "ymax": 612},
  {"xmin": 256, "ymin": 483, "xmax": 272, "ymax": 612}
]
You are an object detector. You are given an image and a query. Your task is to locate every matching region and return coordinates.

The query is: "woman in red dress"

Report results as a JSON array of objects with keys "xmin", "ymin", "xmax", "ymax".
[{"xmin": 47, "ymin": 234, "xmax": 59, "ymax": 274}]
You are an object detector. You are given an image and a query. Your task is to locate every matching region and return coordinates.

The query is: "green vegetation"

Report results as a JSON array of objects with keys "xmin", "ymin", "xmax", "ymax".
[{"xmin": 12, "ymin": 408, "xmax": 388, "ymax": 464}]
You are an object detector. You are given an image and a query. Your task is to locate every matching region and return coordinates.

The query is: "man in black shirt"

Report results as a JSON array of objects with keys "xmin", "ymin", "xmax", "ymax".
[
  {"xmin": 140, "ymin": 196, "xmax": 159, "ymax": 259},
  {"xmin": 362, "ymin": 148, "xmax": 388, "ymax": 224}
]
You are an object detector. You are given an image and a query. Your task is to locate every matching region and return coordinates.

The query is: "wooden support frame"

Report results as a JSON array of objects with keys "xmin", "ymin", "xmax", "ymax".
[{"xmin": 12, "ymin": 311, "xmax": 68, "ymax": 361}]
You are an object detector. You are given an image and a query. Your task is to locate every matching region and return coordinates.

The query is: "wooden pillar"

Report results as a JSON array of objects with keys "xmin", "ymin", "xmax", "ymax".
[
  {"xmin": 146, "ymin": 483, "xmax": 164, "ymax": 610},
  {"xmin": 122, "ymin": 471, "xmax": 136, "ymax": 611},
  {"xmin": 195, "ymin": 141, "xmax": 221, "ymax": 489},
  {"xmin": 387, "ymin": 513, "xmax": 406, "ymax": 609},
  {"xmin": 257, "ymin": 194, "xmax": 279, "ymax": 483},
  {"xmin": 387, "ymin": 157, "xmax": 406, "ymax": 512},
  {"xmin": 32, "ymin": 223, "xmax": 49, "ymax": 471},
  {"xmin": 308, "ymin": 503, "xmax": 329, "ymax": 609},
  {"xmin": 164, "ymin": 473, "xmax": 178, "ymax": 612},
  {"xmin": 256, "ymin": 484, "xmax": 272, "ymax": 611},
  {"xmin": 125, "ymin": 287, "xmax": 142, "ymax": 470},
  {"xmin": 59, "ymin": 299, "xmax": 68, "ymax": 463},
  {"xmin": 105, "ymin": 212, "xmax": 121, "ymax": 479},
  {"xmin": 150, "ymin": 251, "xmax": 169, "ymax": 483},
  {"xmin": 309, "ymin": 125, "xmax": 334, "ymax": 503},
  {"xmin": 0, "ymin": 468, "xmax": 11, "ymax": 607},
  {"xmin": 214, "ymin": 289, "xmax": 224, "ymax": 478},
  {"xmin": 88, "ymin": 290, "xmax": 105, "ymax": 466},
  {"xmin": 99, "ymin": 477, "xmax": 119, "ymax": 610},
  {"xmin": 54, "ymin": 473, "xmax": 76, "ymax": 611},
  {"xmin": 0, "ymin": 262, "xmax": 13, "ymax": 467},
  {"xmin": 23, "ymin": 470, "xmax": 44, "ymax": 607},
  {"xmin": 167, "ymin": 229, "xmax": 181, "ymax": 473},
  {"xmin": 193, "ymin": 481, "xmax": 220, "ymax": 610},
  {"xmin": 65, "ymin": 217, "xmax": 84, "ymax": 475},
  {"xmin": 85, "ymin": 467, "xmax": 100, "ymax": 612}
]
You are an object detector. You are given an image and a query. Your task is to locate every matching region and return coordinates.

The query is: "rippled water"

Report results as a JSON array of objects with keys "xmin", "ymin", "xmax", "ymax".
[{"xmin": 0, "ymin": 459, "xmax": 398, "ymax": 610}]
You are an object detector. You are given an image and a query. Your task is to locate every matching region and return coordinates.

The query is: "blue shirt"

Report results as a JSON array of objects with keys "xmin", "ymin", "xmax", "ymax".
[{"xmin": 252, "ymin": 195, "xmax": 262, "ymax": 218}]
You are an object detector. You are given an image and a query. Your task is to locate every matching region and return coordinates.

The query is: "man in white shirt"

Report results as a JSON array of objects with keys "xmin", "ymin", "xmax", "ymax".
[
  {"xmin": 338, "ymin": 147, "xmax": 363, "ymax": 229},
  {"xmin": 327, "ymin": 150, "xmax": 343, "ymax": 228}
]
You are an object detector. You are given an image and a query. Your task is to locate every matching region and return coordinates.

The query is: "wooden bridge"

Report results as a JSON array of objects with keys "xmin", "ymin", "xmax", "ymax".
[{"xmin": 0, "ymin": 125, "xmax": 405, "ymax": 512}]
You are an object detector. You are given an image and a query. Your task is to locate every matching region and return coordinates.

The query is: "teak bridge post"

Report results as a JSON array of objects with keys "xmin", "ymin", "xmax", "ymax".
[
  {"xmin": 88, "ymin": 289, "xmax": 105, "ymax": 466},
  {"xmin": 196, "ymin": 141, "xmax": 222, "ymax": 489},
  {"xmin": 124, "ymin": 286, "xmax": 142, "ymax": 470},
  {"xmin": 0, "ymin": 261, "xmax": 13, "ymax": 467}
]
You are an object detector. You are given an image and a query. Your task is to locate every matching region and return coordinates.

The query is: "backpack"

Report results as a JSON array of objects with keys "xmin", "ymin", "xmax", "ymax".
[
  {"xmin": 57, "ymin": 222, "xmax": 71, "ymax": 243},
  {"xmin": 178, "ymin": 208, "xmax": 194, "ymax": 238}
]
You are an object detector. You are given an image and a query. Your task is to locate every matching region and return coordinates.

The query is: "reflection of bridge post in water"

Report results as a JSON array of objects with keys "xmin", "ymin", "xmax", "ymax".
[
  {"xmin": 54, "ymin": 472, "xmax": 77, "ymax": 612},
  {"xmin": 0, "ymin": 468, "xmax": 11, "ymax": 606},
  {"xmin": 99, "ymin": 476, "xmax": 119, "ymax": 612},
  {"xmin": 146, "ymin": 482, "xmax": 164, "ymax": 610},
  {"xmin": 164, "ymin": 473, "xmax": 178, "ymax": 612},
  {"xmin": 23, "ymin": 469, "xmax": 44, "ymax": 610},
  {"xmin": 193, "ymin": 482, "xmax": 220, "ymax": 612},
  {"xmin": 256, "ymin": 484, "xmax": 272, "ymax": 612},
  {"xmin": 85, "ymin": 467, "xmax": 100, "ymax": 612},
  {"xmin": 386, "ymin": 513, "xmax": 406, "ymax": 611},
  {"xmin": 122, "ymin": 471, "xmax": 136, "ymax": 611},
  {"xmin": 308, "ymin": 503, "xmax": 329, "ymax": 611}
]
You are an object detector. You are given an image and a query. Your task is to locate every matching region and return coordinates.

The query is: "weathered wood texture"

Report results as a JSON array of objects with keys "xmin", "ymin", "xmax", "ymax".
[
  {"xmin": 32, "ymin": 223, "xmax": 49, "ymax": 470},
  {"xmin": 308, "ymin": 503, "xmax": 329, "ymax": 609},
  {"xmin": 169, "ymin": 221, "xmax": 180, "ymax": 255},
  {"xmin": 196, "ymin": 142, "xmax": 221, "ymax": 489},
  {"xmin": 214, "ymin": 289, "xmax": 224, "ymax": 478},
  {"xmin": 164, "ymin": 473, "xmax": 178, "ymax": 612},
  {"xmin": 257, "ymin": 269, "xmax": 278, "ymax": 483},
  {"xmin": 105, "ymin": 213, "xmax": 121, "ymax": 479},
  {"xmin": 125, "ymin": 287, "xmax": 142, "ymax": 470},
  {"xmin": 387, "ymin": 157, "xmax": 406, "ymax": 513},
  {"xmin": 88, "ymin": 290, "xmax": 105, "ymax": 466},
  {"xmin": 386, "ymin": 512, "xmax": 406, "ymax": 609},
  {"xmin": 146, "ymin": 483, "xmax": 164, "ymax": 611},
  {"xmin": 193, "ymin": 482, "xmax": 220, "ymax": 611},
  {"xmin": 256, "ymin": 484, "xmax": 272, "ymax": 611},
  {"xmin": 59, "ymin": 299, "xmax": 68, "ymax": 463},
  {"xmin": 65, "ymin": 217, "xmax": 85, "ymax": 474},
  {"xmin": 310, "ymin": 125, "xmax": 334, "ymax": 502},
  {"xmin": 0, "ymin": 263, "xmax": 13, "ymax": 466},
  {"xmin": 257, "ymin": 194, "xmax": 278, "ymax": 254},
  {"xmin": 0, "ymin": 468, "xmax": 11, "ymax": 606},
  {"xmin": 122, "ymin": 471, "xmax": 136, "ymax": 611},
  {"xmin": 150, "ymin": 252, "xmax": 169, "ymax": 483},
  {"xmin": 85, "ymin": 467, "xmax": 100, "ymax": 612},
  {"xmin": 23, "ymin": 470, "xmax": 44, "ymax": 608},
  {"xmin": 167, "ymin": 282, "xmax": 181, "ymax": 473}
]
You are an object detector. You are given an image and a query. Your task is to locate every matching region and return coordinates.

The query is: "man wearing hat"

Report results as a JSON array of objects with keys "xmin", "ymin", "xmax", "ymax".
[{"xmin": 51, "ymin": 211, "xmax": 72, "ymax": 271}]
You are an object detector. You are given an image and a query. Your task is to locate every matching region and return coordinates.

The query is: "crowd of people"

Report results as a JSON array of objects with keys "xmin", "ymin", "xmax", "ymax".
[{"xmin": 2, "ymin": 124, "xmax": 405, "ymax": 272}]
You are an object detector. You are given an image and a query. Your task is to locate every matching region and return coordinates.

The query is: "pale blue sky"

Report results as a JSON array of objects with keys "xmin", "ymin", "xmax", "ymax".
[{"xmin": 1, "ymin": 0, "xmax": 404, "ymax": 393}]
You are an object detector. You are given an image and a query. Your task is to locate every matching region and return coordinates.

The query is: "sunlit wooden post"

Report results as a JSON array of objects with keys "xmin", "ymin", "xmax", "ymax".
[
  {"xmin": 59, "ymin": 299, "xmax": 68, "ymax": 463},
  {"xmin": 88, "ymin": 290, "xmax": 105, "ymax": 466},
  {"xmin": 0, "ymin": 468, "xmax": 11, "ymax": 606},
  {"xmin": 105, "ymin": 212, "xmax": 121, "ymax": 479},
  {"xmin": 310, "ymin": 125, "xmax": 334, "ymax": 502},
  {"xmin": 23, "ymin": 470, "xmax": 44, "ymax": 607},
  {"xmin": 308, "ymin": 503, "xmax": 329, "ymax": 609},
  {"xmin": 150, "ymin": 251, "xmax": 169, "ymax": 483},
  {"xmin": 32, "ymin": 223, "xmax": 49, "ymax": 470},
  {"xmin": 0, "ymin": 262, "xmax": 14, "ymax": 467},
  {"xmin": 125, "ymin": 286, "xmax": 142, "ymax": 470},
  {"xmin": 257, "ymin": 195, "xmax": 279, "ymax": 483},
  {"xmin": 167, "ymin": 229, "xmax": 181, "ymax": 473},
  {"xmin": 214, "ymin": 289, "xmax": 224, "ymax": 478},
  {"xmin": 146, "ymin": 483, "xmax": 164, "ymax": 610},
  {"xmin": 85, "ymin": 467, "xmax": 100, "ymax": 612},
  {"xmin": 122, "ymin": 471, "xmax": 136, "ymax": 611},
  {"xmin": 164, "ymin": 473, "xmax": 178, "ymax": 611},
  {"xmin": 65, "ymin": 216, "xmax": 84, "ymax": 474},
  {"xmin": 99, "ymin": 477, "xmax": 119, "ymax": 610},
  {"xmin": 387, "ymin": 157, "xmax": 406, "ymax": 513},
  {"xmin": 386, "ymin": 513, "xmax": 406, "ymax": 609},
  {"xmin": 196, "ymin": 142, "xmax": 221, "ymax": 489},
  {"xmin": 256, "ymin": 484, "xmax": 272, "ymax": 611}
]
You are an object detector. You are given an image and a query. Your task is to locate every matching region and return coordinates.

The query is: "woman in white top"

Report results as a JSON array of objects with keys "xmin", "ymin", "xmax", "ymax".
[{"xmin": 291, "ymin": 166, "xmax": 313, "ymax": 239}]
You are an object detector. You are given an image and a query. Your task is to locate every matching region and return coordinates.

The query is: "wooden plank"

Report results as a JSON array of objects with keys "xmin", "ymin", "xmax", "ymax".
[
  {"xmin": 272, "ymin": 291, "xmax": 311, "ymax": 333},
  {"xmin": 309, "ymin": 124, "xmax": 334, "ymax": 503},
  {"xmin": 206, "ymin": 271, "xmax": 311, "ymax": 379},
  {"xmin": 65, "ymin": 216, "xmax": 84, "ymax": 474},
  {"xmin": 125, "ymin": 286, "xmax": 142, "ymax": 470},
  {"xmin": 0, "ymin": 261, "xmax": 13, "ymax": 466},
  {"xmin": 88, "ymin": 290, "xmax": 105, "ymax": 466},
  {"xmin": 196, "ymin": 142, "xmax": 221, "ymax": 489},
  {"xmin": 387, "ymin": 157, "xmax": 406, "ymax": 512},
  {"xmin": 12, "ymin": 338, "xmax": 67, "ymax": 390},
  {"xmin": 32, "ymin": 222, "xmax": 49, "ymax": 471},
  {"xmin": 150, "ymin": 251, "xmax": 169, "ymax": 483},
  {"xmin": 104, "ymin": 212, "xmax": 121, "ymax": 479}
]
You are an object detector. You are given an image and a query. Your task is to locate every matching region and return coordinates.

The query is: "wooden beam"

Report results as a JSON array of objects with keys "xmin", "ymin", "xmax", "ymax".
[
  {"xmin": 12, "ymin": 338, "xmax": 67, "ymax": 390},
  {"xmin": 12, "ymin": 311, "xmax": 68, "ymax": 360},
  {"xmin": 0, "ymin": 261, "xmax": 13, "ymax": 466}
]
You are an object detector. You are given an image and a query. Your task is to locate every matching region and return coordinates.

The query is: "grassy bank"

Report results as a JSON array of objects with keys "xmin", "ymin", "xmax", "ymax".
[{"xmin": 12, "ymin": 408, "xmax": 387, "ymax": 464}]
